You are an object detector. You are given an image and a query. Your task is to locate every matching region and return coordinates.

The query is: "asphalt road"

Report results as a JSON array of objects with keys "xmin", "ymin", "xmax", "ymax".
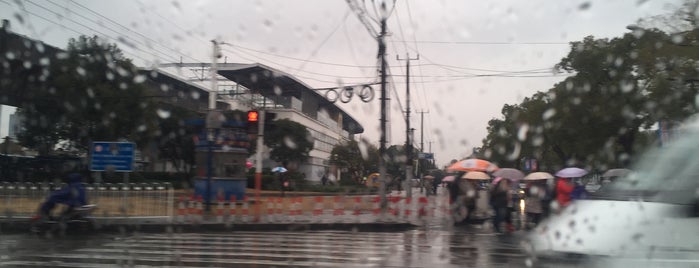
[{"xmin": 0, "ymin": 225, "xmax": 596, "ymax": 267}]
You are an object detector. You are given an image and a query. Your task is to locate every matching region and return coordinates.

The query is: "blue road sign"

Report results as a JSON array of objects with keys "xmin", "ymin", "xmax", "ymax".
[{"xmin": 90, "ymin": 142, "xmax": 135, "ymax": 172}]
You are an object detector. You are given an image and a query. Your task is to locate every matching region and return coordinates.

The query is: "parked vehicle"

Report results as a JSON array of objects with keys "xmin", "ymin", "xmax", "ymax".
[{"xmin": 523, "ymin": 116, "xmax": 699, "ymax": 267}]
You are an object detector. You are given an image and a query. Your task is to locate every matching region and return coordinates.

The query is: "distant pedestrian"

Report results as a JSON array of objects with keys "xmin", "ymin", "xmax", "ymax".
[
  {"xmin": 321, "ymin": 174, "xmax": 328, "ymax": 186},
  {"xmin": 524, "ymin": 181, "xmax": 545, "ymax": 229},
  {"xmin": 571, "ymin": 178, "xmax": 588, "ymax": 200},
  {"xmin": 555, "ymin": 177, "xmax": 574, "ymax": 208},
  {"xmin": 490, "ymin": 178, "xmax": 512, "ymax": 233}
]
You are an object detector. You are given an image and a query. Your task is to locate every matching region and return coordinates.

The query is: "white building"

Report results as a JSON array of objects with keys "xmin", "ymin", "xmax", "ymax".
[{"xmin": 216, "ymin": 63, "xmax": 364, "ymax": 183}]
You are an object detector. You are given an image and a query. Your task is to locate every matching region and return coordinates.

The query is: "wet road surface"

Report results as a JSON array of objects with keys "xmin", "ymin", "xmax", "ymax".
[{"xmin": 0, "ymin": 226, "xmax": 590, "ymax": 267}]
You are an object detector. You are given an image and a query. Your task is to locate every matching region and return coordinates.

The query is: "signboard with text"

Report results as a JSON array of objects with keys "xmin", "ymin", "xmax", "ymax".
[{"xmin": 90, "ymin": 142, "xmax": 135, "ymax": 172}]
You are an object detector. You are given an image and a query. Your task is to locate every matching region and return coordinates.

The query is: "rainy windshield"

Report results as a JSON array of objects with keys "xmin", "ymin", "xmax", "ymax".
[
  {"xmin": 1, "ymin": 0, "xmax": 699, "ymax": 267},
  {"xmin": 605, "ymin": 117, "xmax": 699, "ymax": 203}
]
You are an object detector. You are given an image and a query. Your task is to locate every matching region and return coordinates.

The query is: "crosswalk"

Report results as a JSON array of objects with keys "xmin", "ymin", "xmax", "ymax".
[{"xmin": 0, "ymin": 229, "xmax": 529, "ymax": 267}]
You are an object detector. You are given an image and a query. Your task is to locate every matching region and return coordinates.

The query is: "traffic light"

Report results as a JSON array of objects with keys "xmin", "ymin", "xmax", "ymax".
[{"xmin": 247, "ymin": 110, "xmax": 259, "ymax": 134}]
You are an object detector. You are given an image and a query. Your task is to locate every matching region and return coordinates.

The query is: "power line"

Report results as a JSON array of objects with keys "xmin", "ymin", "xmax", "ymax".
[
  {"xmin": 19, "ymin": 2, "xmax": 153, "ymax": 64},
  {"xmin": 388, "ymin": 40, "xmax": 570, "ymax": 45},
  {"xmin": 67, "ymin": 0, "xmax": 203, "ymax": 63},
  {"xmin": 221, "ymin": 47, "xmax": 378, "ymax": 80},
  {"xmin": 292, "ymin": 9, "xmax": 352, "ymax": 76},
  {"xmin": 228, "ymin": 43, "xmax": 555, "ymax": 75},
  {"xmin": 39, "ymin": 0, "xmax": 181, "ymax": 63}
]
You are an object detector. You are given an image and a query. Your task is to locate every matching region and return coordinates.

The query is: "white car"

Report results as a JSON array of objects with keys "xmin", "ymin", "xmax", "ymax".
[{"xmin": 524, "ymin": 117, "xmax": 699, "ymax": 267}]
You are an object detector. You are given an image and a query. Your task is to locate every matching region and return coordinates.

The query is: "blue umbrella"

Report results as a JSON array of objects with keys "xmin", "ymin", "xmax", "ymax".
[
  {"xmin": 555, "ymin": 167, "xmax": 588, "ymax": 178},
  {"xmin": 271, "ymin": 166, "xmax": 288, "ymax": 173}
]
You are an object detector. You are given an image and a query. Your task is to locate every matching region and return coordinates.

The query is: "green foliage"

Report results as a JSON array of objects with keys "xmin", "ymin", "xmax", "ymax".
[
  {"xmin": 17, "ymin": 35, "xmax": 156, "ymax": 155},
  {"xmin": 479, "ymin": 6, "xmax": 699, "ymax": 171},
  {"xmin": 263, "ymin": 119, "xmax": 313, "ymax": 165},
  {"xmin": 329, "ymin": 139, "xmax": 379, "ymax": 181},
  {"xmin": 156, "ymin": 104, "xmax": 198, "ymax": 174}
]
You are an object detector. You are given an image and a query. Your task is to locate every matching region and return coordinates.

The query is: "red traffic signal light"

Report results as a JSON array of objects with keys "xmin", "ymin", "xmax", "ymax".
[{"xmin": 247, "ymin": 110, "xmax": 259, "ymax": 122}]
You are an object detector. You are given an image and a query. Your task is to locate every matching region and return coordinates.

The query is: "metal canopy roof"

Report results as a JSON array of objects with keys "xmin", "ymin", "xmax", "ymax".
[{"xmin": 217, "ymin": 63, "xmax": 364, "ymax": 134}]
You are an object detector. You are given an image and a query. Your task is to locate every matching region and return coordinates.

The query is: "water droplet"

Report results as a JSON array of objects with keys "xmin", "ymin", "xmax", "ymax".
[
  {"xmin": 76, "ymin": 67, "xmax": 86, "ymax": 76},
  {"xmin": 138, "ymin": 125, "xmax": 147, "ymax": 132},
  {"xmin": 116, "ymin": 67, "xmax": 129, "ymax": 77},
  {"xmin": 39, "ymin": 57, "xmax": 50, "ymax": 66},
  {"xmin": 578, "ymin": 2, "xmax": 591, "ymax": 10},
  {"xmin": 554, "ymin": 230, "xmax": 561, "ymax": 240},
  {"xmin": 133, "ymin": 74, "xmax": 146, "ymax": 84},
  {"xmin": 672, "ymin": 35, "xmax": 684, "ymax": 44},
  {"xmin": 191, "ymin": 91, "xmax": 200, "ymax": 99},
  {"xmin": 542, "ymin": 108, "xmax": 556, "ymax": 120},
  {"xmin": 517, "ymin": 124, "xmax": 529, "ymax": 141},
  {"xmin": 106, "ymin": 72, "xmax": 115, "ymax": 81},
  {"xmin": 283, "ymin": 136, "xmax": 297, "ymax": 149},
  {"xmin": 525, "ymin": 258, "xmax": 533, "ymax": 267},
  {"xmin": 274, "ymin": 85, "xmax": 282, "ymax": 96},
  {"xmin": 157, "ymin": 109, "xmax": 171, "ymax": 119}
]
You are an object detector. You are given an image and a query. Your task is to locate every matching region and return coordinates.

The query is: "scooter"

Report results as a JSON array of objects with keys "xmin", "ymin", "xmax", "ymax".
[{"xmin": 30, "ymin": 204, "xmax": 98, "ymax": 236}]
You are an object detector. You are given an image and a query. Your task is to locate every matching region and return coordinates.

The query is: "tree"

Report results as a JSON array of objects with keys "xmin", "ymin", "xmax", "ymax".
[
  {"xmin": 263, "ymin": 118, "xmax": 313, "ymax": 167},
  {"xmin": 330, "ymin": 139, "xmax": 379, "ymax": 181},
  {"xmin": 156, "ymin": 104, "xmax": 197, "ymax": 174},
  {"xmin": 17, "ymin": 35, "xmax": 155, "ymax": 155},
  {"xmin": 479, "ymin": 3, "xmax": 699, "ymax": 171}
]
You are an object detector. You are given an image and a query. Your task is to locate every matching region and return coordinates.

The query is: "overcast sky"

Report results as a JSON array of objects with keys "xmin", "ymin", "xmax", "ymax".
[{"xmin": 0, "ymin": 0, "xmax": 681, "ymax": 167}]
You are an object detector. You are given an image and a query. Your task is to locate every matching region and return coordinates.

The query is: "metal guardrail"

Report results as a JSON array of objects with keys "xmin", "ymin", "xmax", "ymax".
[{"xmin": 0, "ymin": 182, "xmax": 174, "ymax": 219}]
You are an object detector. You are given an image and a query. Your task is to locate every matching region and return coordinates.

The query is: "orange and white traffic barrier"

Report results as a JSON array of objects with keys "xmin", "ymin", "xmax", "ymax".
[
  {"xmin": 312, "ymin": 196, "xmax": 324, "ymax": 218},
  {"xmin": 229, "ymin": 196, "xmax": 238, "ymax": 223},
  {"xmin": 333, "ymin": 196, "xmax": 345, "ymax": 222},
  {"xmin": 216, "ymin": 195, "xmax": 225, "ymax": 223},
  {"xmin": 276, "ymin": 198, "xmax": 285, "ymax": 222},
  {"xmin": 266, "ymin": 198, "xmax": 275, "ymax": 223},
  {"xmin": 418, "ymin": 197, "xmax": 429, "ymax": 219},
  {"xmin": 403, "ymin": 197, "xmax": 412, "ymax": 220},
  {"xmin": 372, "ymin": 196, "xmax": 381, "ymax": 216},
  {"xmin": 288, "ymin": 197, "xmax": 302, "ymax": 222},
  {"xmin": 352, "ymin": 196, "xmax": 362, "ymax": 216},
  {"xmin": 389, "ymin": 195, "xmax": 401, "ymax": 220},
  {"xmin": 177, "ymin": 195, "xmax": 186, "ymax": 223},
  {"xmin": 241, "ymin": 196, "xmax": 250, "ymax": 223},
  {"xmin": 187, "ymin": 195, "xmax": 196, "ymax": 222},
  {"xmin": 195, "ymin": 195, "xmax": 204, "ymax": 223}
]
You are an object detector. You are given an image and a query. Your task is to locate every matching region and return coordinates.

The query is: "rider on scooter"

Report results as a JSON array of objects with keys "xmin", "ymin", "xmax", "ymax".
[{"xmin": 35, "ymin": 173, "xmax": 87, "ymax": 221}]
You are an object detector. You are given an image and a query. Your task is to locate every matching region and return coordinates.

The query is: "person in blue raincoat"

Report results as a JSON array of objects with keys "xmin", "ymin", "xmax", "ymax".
[{"xmin": 37, "ymin": 173, "xmax": 87, "ymax": 219}]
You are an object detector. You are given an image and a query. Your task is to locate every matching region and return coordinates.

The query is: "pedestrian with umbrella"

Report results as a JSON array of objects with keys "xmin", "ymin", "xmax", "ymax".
[
  {"xmin": 492, "ymin": 168, "xmax": 525, "ymax": 230},
  {"xmin": 522, "ymin": 172, "xmax": 554, "ymax": 229},
  {"xmin": 490, "ymin": 177, "xmax": 513, "ymax": 233},
  {"xmin": 554, "ymin": 167, "xmax": 588, "ymax": 210},
  {"xmin": 272, "ymin": 166, "xmax": 288, "ymax": 197}
]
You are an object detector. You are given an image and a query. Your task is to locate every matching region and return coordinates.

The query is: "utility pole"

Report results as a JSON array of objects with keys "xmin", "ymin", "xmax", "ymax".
[
  {"xmin": 417, "ymin": 111, "xmax": 428, "ymax": 153},
  {"xmin": 206, "ymin": 40, "xmax": 221, "ymax": 213},
  {"xmin": 378, "ymin": 12, "xmax": 388, "ymax": 209},
  {"xmin": 397, "ymin": 53, "xmax": 419, "ymax": 198}
]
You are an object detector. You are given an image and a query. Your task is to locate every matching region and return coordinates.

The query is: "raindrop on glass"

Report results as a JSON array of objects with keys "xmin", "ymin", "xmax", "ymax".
[
  {"xmin": 284, "ymin": 136, "xmax": 298, "ymax": 149},
  {"xmin": 133, "ymin": 74, "xmax": 147, "ymax": 84},
  {"xmin": 76, "ymin": 67, "xmax": 86, "ymax": 76},
  {"xmin": 157, "ymin": 109, "xmax": 171, "ymax": 119},
  {"xmin": 578, "ymin": 2, "xmax": 591, "ymax": 11},
  {"xmin": 542, "ymin": 108, "xmax": 556, "ymax": 120},
  {"xmin": 672, "ymin": 35, "xmax": 684, "ymax": 44},
  {"xmin": 517, "ymin": 124, "xmax": 529, "ymax": 141},
  {"xmin": 525, "ymin": 258, "xmax": 533, "ymax": 267},
  {"xmin": 274, "ymin": 85, "xmax": 282, "ymax": 96}
]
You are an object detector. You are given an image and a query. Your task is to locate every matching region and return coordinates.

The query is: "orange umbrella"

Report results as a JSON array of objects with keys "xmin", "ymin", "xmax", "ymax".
[{"xmin": 447, "ymin": 159, "xmax": 498, "ymax": 173}]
